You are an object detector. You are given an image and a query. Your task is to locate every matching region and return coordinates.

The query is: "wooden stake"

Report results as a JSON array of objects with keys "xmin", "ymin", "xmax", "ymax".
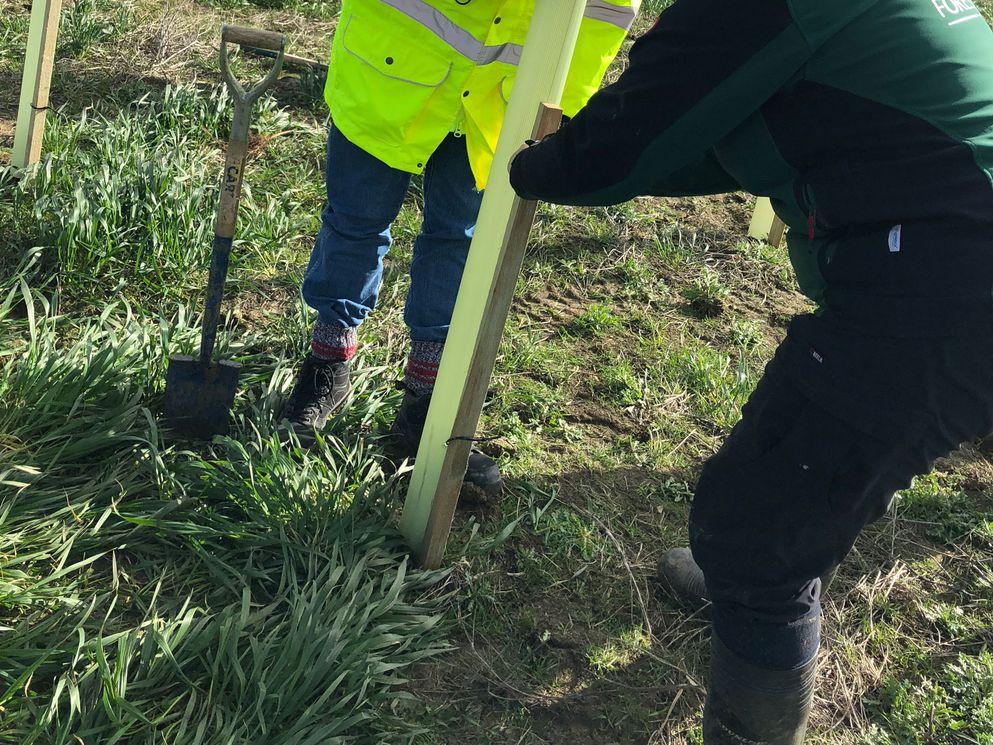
[
  {"xmin": 12, "ymin": 0, "xmax": 63, "ymax": 169},
  {"xmin": 748, "ymin": 197, "xmax": 787, "ymax": 247},
  {"xmin": 400, "ymin": 0, "xmax": 587, "ymax": 569}
]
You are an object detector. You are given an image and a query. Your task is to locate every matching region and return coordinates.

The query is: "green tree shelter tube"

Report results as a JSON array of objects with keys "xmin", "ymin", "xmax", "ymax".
[
  {"xmin": 13, "ymin": 0, "xmax": 63, "ymax": 169},
  {"xmin": 400, "ymin": 0, "xmax": 588, "ymax": 567}
]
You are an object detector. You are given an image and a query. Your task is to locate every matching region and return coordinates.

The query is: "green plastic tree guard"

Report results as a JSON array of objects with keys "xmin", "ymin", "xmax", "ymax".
[
  {"xmin": 13, "ymin": 0, "xmax": 63, "ymax": 169},
  {"xmin": 400, "ymin": 0, "xmax": 588, "ymax": 568},
  {"xmin": 749, "ymin": 197, "xmax": 787, "ymax": 247}
]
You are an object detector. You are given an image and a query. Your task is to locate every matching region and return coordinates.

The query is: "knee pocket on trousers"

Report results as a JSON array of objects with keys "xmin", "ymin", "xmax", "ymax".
[
  {"xmin": 691, "ymin": 401, "xmax": 849, "ymax": 585},
  {"xmin": 692, "ymin": 396, "xmax": 930, "ymax": 598}
]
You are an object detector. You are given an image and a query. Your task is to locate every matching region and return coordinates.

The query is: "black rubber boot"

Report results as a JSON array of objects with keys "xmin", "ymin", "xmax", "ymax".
[
  {"xmin": 658, "ymin": 548, "xmax": 838, "ymax": 605},
  {"xmin": 281, "ymin": 355, "xmax": 352, "ymax": 435},
  {"xmin": 390, "ymin": 387, "xmax": 502, "ymax": 501},
  {"xmin": 704, "ymin": 635, "xmax": 816, "ymax": 745}
]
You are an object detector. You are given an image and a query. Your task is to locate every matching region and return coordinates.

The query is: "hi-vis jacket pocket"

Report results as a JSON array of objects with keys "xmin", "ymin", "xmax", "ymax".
[
  {"xmin": 500, "ymin": 76, "xmax": 514, "ymax": 104},
  {"xmin": 330, "ymin": 13, "xmax": 452, "ymax": 142}
]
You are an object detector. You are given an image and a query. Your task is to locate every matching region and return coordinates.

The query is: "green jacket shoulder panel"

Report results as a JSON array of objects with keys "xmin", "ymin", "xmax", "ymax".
[
  {"xmin": 786, "ymin": 0, "xmax": 881, "ymax": 48},
  {"xmin": 807, "ymin": 0, "xmax": 993, "ymax": 177}
]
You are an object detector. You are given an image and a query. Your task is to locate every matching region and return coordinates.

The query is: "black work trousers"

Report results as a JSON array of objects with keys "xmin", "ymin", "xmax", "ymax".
[{"xmin": 689, "ymin": 310, "xmax": 993, "ymax": 670}]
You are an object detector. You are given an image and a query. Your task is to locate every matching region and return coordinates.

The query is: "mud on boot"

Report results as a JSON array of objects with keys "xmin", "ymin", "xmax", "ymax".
[
  {"xmin": 390, "ymin": 386, "xmax": 502, "ymax": 503},
  {"xmin": 281, "ymin": 355, "xmax": 352, "ymax": 438}
]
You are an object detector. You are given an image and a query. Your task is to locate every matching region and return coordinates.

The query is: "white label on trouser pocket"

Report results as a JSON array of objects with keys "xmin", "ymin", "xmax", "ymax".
[{"xmin": 888, "ymin": 224, "xmax": 902, "ymax": 253}]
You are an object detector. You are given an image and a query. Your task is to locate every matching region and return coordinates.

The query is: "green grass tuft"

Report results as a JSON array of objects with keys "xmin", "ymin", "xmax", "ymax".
[{"xmin": 0, "ymin": 272, "xmax": 449, "ymax": 743}]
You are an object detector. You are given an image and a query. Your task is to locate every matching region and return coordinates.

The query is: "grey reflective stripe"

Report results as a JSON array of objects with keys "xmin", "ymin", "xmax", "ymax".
[
  {"xmin": 483, "ymin": 42, "xmax": 521, "ymax": 67},
  {"xmin": 584, "ymin": 0, "xmax": 636, "ymax": 30},
  {"xmin": 380, "ymin": 0, "xmax": 523, "ymax": 65}
]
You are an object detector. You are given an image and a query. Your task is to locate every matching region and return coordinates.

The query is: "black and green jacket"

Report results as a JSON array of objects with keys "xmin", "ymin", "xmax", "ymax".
[{"xmin": 510, "ymin": 0, "xmax": 993, "ymax": 333}]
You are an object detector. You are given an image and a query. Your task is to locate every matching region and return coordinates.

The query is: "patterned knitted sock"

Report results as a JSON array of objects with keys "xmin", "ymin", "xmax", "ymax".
[
  {"xmin": 311, "ymin": 320, "xmax": 358, "ymax": 362},
  {"xmin": 404, "ymin": 340, "xmax": 444, "ymax": 396}
]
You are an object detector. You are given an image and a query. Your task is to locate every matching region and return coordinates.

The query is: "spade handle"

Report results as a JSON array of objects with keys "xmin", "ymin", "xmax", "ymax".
[
  {"xmin": 199, "ymin": 26, "xmax": 285, "ymax": 364},
  {"xmin": 222, "ymin": 25, "xmax": 285, "ymax": 52}
]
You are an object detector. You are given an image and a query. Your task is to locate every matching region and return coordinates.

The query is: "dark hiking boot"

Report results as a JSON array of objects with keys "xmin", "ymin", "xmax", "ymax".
[
  {"xmin": 658, "ymin": 547, "xmax": 839, "ymax": 606},
  {"xmin": 390, "ymin": 386, "xmax": 502, "ymax": 501},
  {"xmin": 281, "ymin": 355, "xmax": 352, "ymax": 435},
  {"xmin": 703, "ymin": 635, "xmax": 816, "ymax": 744}
]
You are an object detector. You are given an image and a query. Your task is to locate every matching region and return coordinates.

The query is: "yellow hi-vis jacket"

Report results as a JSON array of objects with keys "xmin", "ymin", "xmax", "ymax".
[{"xmin": 324, "ymin": 0, "xmax": 638, "ymax": 189}]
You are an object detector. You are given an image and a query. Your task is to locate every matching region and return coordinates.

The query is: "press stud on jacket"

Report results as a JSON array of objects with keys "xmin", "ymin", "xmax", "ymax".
[{"xmin": 324, "ymin": 0, "xmax": 639, "ymax": 189}]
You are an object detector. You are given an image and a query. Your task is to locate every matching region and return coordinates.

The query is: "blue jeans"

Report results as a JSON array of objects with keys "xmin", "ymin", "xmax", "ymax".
[{"xmin": 302, "ymin": 126, "xmax": 483, "ymax": 343}]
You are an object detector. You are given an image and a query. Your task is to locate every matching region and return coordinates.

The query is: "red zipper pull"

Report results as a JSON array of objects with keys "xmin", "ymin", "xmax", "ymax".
[{"xmin": 807, "ymin": 211, "xmax": 816, "ymax": 241}]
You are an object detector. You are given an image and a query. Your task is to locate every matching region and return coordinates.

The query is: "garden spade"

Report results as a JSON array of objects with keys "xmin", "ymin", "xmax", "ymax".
[{"xmin": 164, "ymin": 25, "xmax": 285, "ymax": 438}]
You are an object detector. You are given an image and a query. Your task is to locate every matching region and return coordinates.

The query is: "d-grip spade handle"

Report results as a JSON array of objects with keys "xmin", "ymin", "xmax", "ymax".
[
  {"xmin": 219, "ymin": 24, "xmax": 286, "ymax": 107},
  {"xmin": 199, "ymin": 26, "xmax": 286, "ymax": 365},
  {"xmin": 221, "ymin": 25, "xmax": 286, "ymax": 52}
]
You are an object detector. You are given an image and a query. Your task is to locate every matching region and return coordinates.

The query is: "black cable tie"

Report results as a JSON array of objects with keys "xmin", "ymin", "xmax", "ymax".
[
  {"xmin": 446, "ymin": 434, "xmax": 500, "ymax": 445},
  {"xmin": 30, "ymin": 104, "xmax": 49, "ymax": 112}
]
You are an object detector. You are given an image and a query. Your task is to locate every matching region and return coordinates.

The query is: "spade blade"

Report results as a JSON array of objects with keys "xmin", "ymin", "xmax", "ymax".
[{"xmin": 163, "ymin": 355, "xmax": 241, "ymax": 439}]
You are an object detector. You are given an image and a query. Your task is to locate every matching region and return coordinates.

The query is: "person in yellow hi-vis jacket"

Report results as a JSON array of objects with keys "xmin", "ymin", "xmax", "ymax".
[{"xmin": 281, "ymin": 0, "xmax": 638, "ymax": 492}]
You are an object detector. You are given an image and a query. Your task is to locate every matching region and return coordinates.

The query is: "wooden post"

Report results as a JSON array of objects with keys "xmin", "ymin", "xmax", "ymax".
[
  {"xmin": 400, "ymin": 0, "xmax": 587, "ymax": 569},
  {"xmin": 12, "ymin": 0, "xmax": 63, "ymax": 169},
  {"xmin": 748, "ymin": 197, "xmax": 787, "ymax": 247}
]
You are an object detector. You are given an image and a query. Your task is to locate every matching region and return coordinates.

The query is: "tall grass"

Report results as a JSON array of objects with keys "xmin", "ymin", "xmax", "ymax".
[
  {"xmin": 0, "ymin": 268, "xmax": 449, "ymax": 743},
  {"xmin": 4, "ymin": 83, "xmax": 322, "ymax": 306},
  {"xmin": 57, "ymin": 0, "xmax": 131, "ymax": 58}
]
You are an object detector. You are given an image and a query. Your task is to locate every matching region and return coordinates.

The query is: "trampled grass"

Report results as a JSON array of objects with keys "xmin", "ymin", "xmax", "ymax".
[{"xmin": 2, "ymin": 0, "xmax": 992, "ymax": 742}]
